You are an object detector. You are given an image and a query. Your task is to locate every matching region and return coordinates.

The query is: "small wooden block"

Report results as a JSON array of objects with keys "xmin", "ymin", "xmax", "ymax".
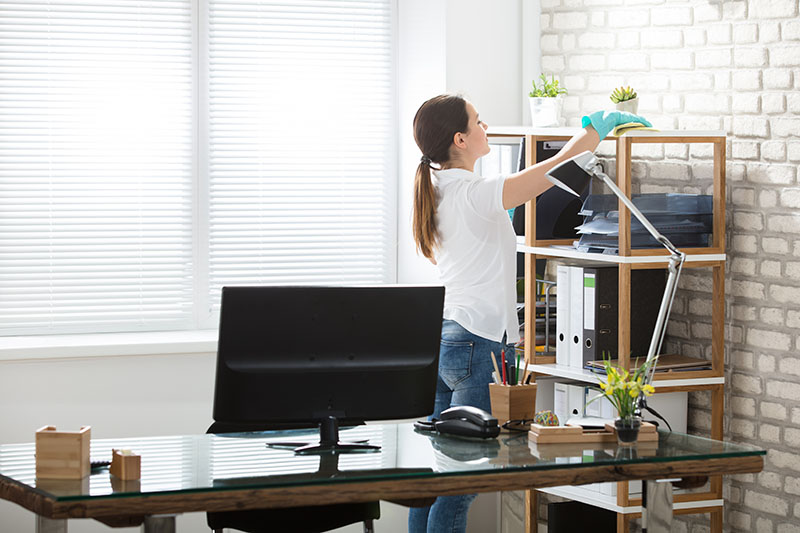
[
  {"xmin": 110, "ymin": 449, "xmax": 141, "ymax": 480},
  {"xmin": 35, "ymin": 425, "xmax": 91, "ymax": 479}
]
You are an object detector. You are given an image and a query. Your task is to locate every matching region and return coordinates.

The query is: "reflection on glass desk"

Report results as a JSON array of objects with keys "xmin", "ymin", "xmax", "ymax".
[{"xmin": 0, "ymin": 423, "xmax": 765, "ymax": 533}]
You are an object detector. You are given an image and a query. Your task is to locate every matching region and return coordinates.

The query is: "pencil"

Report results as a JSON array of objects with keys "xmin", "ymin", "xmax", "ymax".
[
  {"xmin": 516, "ymin": 351, "xmax": 521, "ymax": 385},
  {"xmin": 501, "ymin": 349, "xmax": 507, "ymax": 385},
  {"xmin": 490, "ymin": 351, "xmax": 501, "ymax": 384}
]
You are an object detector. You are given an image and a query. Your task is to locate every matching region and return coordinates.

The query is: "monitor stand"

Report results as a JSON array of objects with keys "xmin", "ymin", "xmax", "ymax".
[{"xmin": 266, "ymin": 416, "xmax": 381, "ymax": 455}]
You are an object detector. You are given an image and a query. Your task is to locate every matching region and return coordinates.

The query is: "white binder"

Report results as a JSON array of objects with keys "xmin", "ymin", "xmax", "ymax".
[
  {"xmin": 555, "ymin": 265, "xmax": 571, "ymax": 367},
  {"xmin": 568, "ymin": 266, "xmax": 584, "ymax": 368}
]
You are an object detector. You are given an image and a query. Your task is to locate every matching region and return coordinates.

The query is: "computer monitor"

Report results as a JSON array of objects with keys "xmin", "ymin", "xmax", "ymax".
[{"xmin": 212, "ymin": 285, "xmax": 444, "ymax": 454}]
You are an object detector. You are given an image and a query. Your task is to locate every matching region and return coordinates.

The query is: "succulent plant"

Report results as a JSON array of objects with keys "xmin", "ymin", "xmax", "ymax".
[
  {"xmin": 610, "ymin": 86, "xmax": 637, "ymax": 104},
  {"xmin": 529, "ymin": 74, "xmax": 568, "ymax": 98}
]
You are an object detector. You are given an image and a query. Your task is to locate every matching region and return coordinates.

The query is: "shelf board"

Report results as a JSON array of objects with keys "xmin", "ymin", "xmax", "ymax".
[
  {"xmin": 528, "ymin": 363, "xmax": 724, "ymax": 388},
  {"xmin": 539, "ymin": 484, "xmax": 723, "ymax": 514},
  {"xmin": 517, "ymin": 241, "xmax": 726, "ymax": 265},
  {"xmin": 488, "ymin": 127, "xmax": 725, "ymax": 140}
]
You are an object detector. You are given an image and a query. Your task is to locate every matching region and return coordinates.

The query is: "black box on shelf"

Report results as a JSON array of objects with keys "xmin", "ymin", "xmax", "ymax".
[{"xmin": 548, "ymin": 500, "xmax": 616, "ymax": 532}]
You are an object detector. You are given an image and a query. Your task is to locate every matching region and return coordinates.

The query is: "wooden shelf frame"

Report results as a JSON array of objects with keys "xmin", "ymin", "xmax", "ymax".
[{"xmin": 487, "ymin": 129, "xmax": 727, "ymax": 533}]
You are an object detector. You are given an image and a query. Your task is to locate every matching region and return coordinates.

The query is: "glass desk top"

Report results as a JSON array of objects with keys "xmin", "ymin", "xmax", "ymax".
[{"xmin": 0, "ymin": 423, "xmax": 765, "ymax": 502}]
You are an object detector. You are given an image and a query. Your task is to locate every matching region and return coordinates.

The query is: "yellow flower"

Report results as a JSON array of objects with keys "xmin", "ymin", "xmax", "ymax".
[{"xmin": 642, "ymin": 384, "xmax": 655, "ymax": 396}]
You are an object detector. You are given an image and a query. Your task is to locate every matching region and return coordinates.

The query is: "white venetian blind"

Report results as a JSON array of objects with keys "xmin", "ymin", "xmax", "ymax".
[
  {"xmin": 205, "ymin": 0, "xmax": 395, "ymax": 317},
  {"xmin": 0, "ymin": 0, "xmax": 194, "ymax": 334}
]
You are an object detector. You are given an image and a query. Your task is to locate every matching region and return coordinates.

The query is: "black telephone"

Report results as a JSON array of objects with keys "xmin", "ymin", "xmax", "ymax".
[{"xmin": 433, "ymin": 406, "xmax": 500, "ymax": 439}]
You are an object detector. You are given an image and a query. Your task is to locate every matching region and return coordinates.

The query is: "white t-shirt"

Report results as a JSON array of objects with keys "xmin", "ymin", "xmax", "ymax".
[{"xmin": 432, "ymin": 168, "xmax": 519, "ymax": 344}]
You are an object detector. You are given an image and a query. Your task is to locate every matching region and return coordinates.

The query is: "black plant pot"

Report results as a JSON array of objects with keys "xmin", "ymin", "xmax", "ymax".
[{"xmin": 614, "ymin": 417, "xmax": 642, "ymax": 446}]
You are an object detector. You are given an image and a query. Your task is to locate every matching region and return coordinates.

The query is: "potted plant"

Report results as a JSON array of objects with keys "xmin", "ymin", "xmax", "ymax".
[
  {"xmin": 528, "ymin": 74, "xmax": 567, "ymax": 127},
  {"xmin": 610, "ymin": 86, "xmax": 638, "ymax": 114},
  {"xmin": 590, "ymin": 353, "xmax": 656, "ymax": 445}
]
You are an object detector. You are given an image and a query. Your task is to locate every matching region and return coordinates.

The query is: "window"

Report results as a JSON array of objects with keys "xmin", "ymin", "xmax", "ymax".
[{"xmin": 0, "ymin": 0, "xmax": 396, "ymax": 336}]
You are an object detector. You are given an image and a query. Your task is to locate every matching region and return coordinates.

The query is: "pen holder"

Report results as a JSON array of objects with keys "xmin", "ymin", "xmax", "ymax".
[
  {"xmin": 489, "ymin": 383, "xmax": 537, "ymax": 426},
  {"xmin": 110, "ymin": 449, "xmax": 141, "ymax": 481},
  {"xmin": 35, "ymin": 425, "xmax": 91, "ymax": 479}
]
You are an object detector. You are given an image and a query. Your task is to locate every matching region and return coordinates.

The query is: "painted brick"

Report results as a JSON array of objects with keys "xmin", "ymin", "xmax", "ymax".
[
  {"xmin": 785, "ymin": 19, "xmax": 800, "ymax": 40},
  {"xmin": 744, "ymin": 490, "xmax": 789, "ymax": 516},
  {"xmin": 731, "ymin": 280, "xmax": 766, "ymax": 300},
  {"xmin": 770, "ymin": 284, "xmax": 800, "ymax": 303},
  {"xmin": 590, "ymin": 11, "xmax": 605, "ymax": 27},
  {"xmin": 650, "ymin": 51, "xmax": 694, "ymax": 70},
  {"xmin": 552, "ymin": 12, "xmax": 588, "ymax": 30},
  {"xmin": 763, "ymin": 93, "xmax": 787, "ymax": 114},
  {"xmin": 651, "ymin": 6, "xmax": 692, "ymax": 26},
  {"xmin": 734, "ymin": 46, "xmax": 768, "ymax": 67},
  {"xmin": 733, "ymin": 70, "xmax": 762, "ymax": 90},
  {"xmin": 684, "ymin": 27, "xmax": 706, "ymax": 46},
  {"xmin": 694, "ymin": 3, "xmax": 721, "ymax": 22},
  {"xmin": 732, "ymin": 304, "xmax": 756, "ymax": 321},
  {"xmin": 767, "ymin": 213, "xmax": 800, "ymax": 233},
  {"xmin": 759, "ymin": 189, "xmax": 778, "ymax": 208},
  {"xmin": 760, "ymin": 307, "xmax": 784, "ymax": 326},
  {"xmin": 540, "ymin": 13, "xmax": 551, "ymax": 31},
  {"xmin": 780, "ymin": 187, "xmax": 800, "ymax": 208},
  {"xmin": 731, "ymin": 396, "xmax": 756, "ymax": 416},
  {"xmin": 789, "ymin": 310, "xmax": 800, "ymax": 329},
  {"xmin": 748, "ymin": 328, "xmax": 791, "ymax": 350},
  {"xmin": 766, "ymin": 379, "xmax": 800, "ymax": 401},
  {"xmin": 732, "ymin": 141, "xmax": 759, "ymax": 160},
  {"xmin": 762, "ymin": 140, "xmax": 787, "ymax": 161},
  {"xmin": 751, "ymin": 0, "xmax": 798, "ymax": 18},
  {"xmin": 608, "ymin": 52, "xmax": 648, "ymax": 70},
  {"xmin": 696, "ymin": 48, "xmax": 732, "ymax": 68},
  {"xmin": 733, "ymin": 93, "xmax": 760, "ymax": 113},
  {"xmin": 759, "ymin": 470, "xmax": 783, "ymax": 490},
  {"xmin": 607, "ymin": 9, "xmax": 649, "ymax": 28},
  {"xmin": 734, "ymin": 23, "xmax": 759, "ymax": 43},
  {"xmin": 730, "ymin": 511, "xmax": 752, "ymax": 530},
  {"xmin": 761, "ymin": 21, "xmax": 783, "ymax": 43},
  {"xmin": 761, "ymin": 401, "xmax": 787, "ymax": 420},
  {"xmin": 541, "ymin": 55, "xmax": 566, "ymax": 72},
  {"xmin": 780, "ymin": 356, "xmax": 800, "ymax": 377},
  {"xmin": 731, "ymin": 187, "xmax": 754, "ymax": 208},
  {"xmin": 762, "ymin": 260, "xmax": 782, "ymax": 277},
  {"xmin": 731, "ymin": 418, "xmax": 755, "ymax": 438},
  {"xmin": 773, "ymin": 117, "xmax": 800, "ymax": 137},
  {"xmin": 778, "ymin": 523, "xmax": 800, "ymax": 533},
  {"xmin": 733, "ymin": 116, "xmax": 770, "ymax": 137},
  {"xmin": 732, "ymin": 373, "xmax": 762, "ymax": 394},
  {"xmin": 734, "ymin": 211, "xmax": 764, "ymax": 231},
  {"xmin": 732, "ymin": 234, "xmax": 758, "ymax": 253},
  {"xmin": 670, "ymin": 72, "xmax": 715, "ymax": 91},
  {"xmin": 764, "ymin": 68, "xmax": 794, "ymax": 89},
  {"xmin": 707, "ymin": 23, "xmax": 732, "ymax": 44},
  {"xmin": 561, "ymin": 34, "xmax": 575, "ymax": 51},
  {"xmin": 786, "ymin": 261, "xmax": 800, "ymax": 280},
  {"xmin": 540, "ymin": 34, "xmax": 560, "ymax": 53},
  {"xmin": 757, "ymin": 517, "xmax": 775, "ymax": 533},
  {"xmin": 576, "ymin": 32, "xmax": 615, "ymax": 49},
  {"xmin": 641, "ymin": 29, "xmax": 682, "ymax": 48},
  {"xmin": 723, "ymin": 1, "xmax": 748, "ymax": 19},
  {"xmin": 771, "ymin": 45, "xmax": 800, "ymax": 67},
  {"xmin": 568, "ymin": 54, "xmax": 606, "ymax": 71},
  {"xmin": 759, "ymin": 353, "xmax": 777, "ymax": 372},
  {"xmin": 747, "ymin": 163, "xmax": 796, "ymax": 185},
  {"xmin": 732, "ymin": 350, "xmax": 755, "ymax": 369},
  {"xmin": 763, "ymin": 236, "xmax": 789, "ymax": 254}
]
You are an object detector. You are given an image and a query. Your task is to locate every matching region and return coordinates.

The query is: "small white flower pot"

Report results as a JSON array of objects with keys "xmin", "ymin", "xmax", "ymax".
[
  {"xmin": 615, "ymin": 97, "xmax": 639, "ymax": 114},
  {"xmin": 529, "ymin": 97, "xmax": 563, "ymax": 128}
]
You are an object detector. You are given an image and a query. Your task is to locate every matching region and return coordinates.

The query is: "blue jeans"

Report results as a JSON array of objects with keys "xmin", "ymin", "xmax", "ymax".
[{"xmin": 408, "ymin": 319, "xmax": 515, "ymax": 533}]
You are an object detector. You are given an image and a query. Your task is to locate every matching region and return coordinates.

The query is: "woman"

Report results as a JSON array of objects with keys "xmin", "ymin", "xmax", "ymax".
[{"xmin": 409, "ymin": 94, "xmax": 650, "ymax": 533}]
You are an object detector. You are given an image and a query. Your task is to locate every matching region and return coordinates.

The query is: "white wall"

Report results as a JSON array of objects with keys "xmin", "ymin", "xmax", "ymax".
[{"xmin": 0, "ymin": 2, "xmax": 538, "ymax": 532}]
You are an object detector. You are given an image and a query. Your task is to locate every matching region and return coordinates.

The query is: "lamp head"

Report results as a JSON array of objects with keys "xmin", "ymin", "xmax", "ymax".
[{"xmin": 545, "ymin": 150, "xmax": 598, "ymax": 197}]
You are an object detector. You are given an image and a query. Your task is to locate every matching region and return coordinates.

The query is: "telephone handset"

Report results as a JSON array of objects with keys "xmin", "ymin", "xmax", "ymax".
[{"xmin": 433, "ymin": 405, "xmax": 500, "ymax": 439}]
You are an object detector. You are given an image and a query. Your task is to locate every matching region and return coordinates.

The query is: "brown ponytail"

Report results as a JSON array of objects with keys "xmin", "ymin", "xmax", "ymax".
[{"xmin": 412, "ymin": 95, "xmax": 469, "ymax": 260}]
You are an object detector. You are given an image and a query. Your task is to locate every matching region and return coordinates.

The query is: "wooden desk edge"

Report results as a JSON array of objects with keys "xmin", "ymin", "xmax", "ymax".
[{"xmin": 1, "ymin": 455, "xmax": 764, "ymax": 520}]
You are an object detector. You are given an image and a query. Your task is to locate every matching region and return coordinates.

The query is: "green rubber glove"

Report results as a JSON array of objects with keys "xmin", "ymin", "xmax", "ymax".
[{"xmin": 581, "ymin": 110, "xmax": 652, "ymax": 139}]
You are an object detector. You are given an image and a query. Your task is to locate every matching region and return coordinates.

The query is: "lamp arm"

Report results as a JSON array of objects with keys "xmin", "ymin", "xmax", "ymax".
[{"xmin": 590, "ymin": 165, "xmax": 688, "ymax": 395}]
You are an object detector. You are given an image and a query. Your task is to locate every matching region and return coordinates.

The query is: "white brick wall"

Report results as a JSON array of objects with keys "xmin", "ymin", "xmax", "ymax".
[{"xmin": 539, "ymin": 0, "xmax": 800, "ymax": 530}]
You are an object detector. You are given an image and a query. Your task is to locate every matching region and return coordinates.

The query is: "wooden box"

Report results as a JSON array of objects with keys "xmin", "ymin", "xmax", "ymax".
[
  {"xmin": 35, "ymin": 425, "xmax": 91, "ymax": 479},
  {"xmin": 489, "ymin": 383, "xmax": 537, "ymax": 425},
  {"xmin": 528, "ymin": 421, "xmax": 658, "ymax": 445},
  {"xmin": 110, "ymin": 449, "xmax": 141, "ymax": 481}
]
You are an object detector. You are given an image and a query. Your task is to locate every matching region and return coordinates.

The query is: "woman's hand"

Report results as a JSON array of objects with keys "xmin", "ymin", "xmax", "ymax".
[{"xmin": 581, "ymin": 110, "xmax": 652, "ymax": 139}]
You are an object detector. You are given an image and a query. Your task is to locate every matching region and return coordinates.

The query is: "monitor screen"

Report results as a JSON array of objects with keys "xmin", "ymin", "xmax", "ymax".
[{"xmin": 212, "ymin": 285, "xmax": 444, "ymax": 451}]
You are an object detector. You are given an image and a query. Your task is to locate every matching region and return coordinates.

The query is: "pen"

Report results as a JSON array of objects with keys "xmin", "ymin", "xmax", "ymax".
[
  {"xmin": 501, "ymin": 349, "xmax": 507, "ymax": 385},
  {"xmin": 490, "ymin": 351, "xmax": 501, "ymax": 384},
  {"xmin": 516, "ymin": 351, "xmax": 521, "ymax": 385}
]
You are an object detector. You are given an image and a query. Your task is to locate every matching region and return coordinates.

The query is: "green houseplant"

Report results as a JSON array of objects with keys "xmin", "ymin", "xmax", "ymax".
[
  {"xmin": 528, "ymin": 74, "xmax": 567, "ymax": 127},
  {"xmin": 590, "ymin": 353, "xmax": 656, "ymax": 445},
  {"xmin": 609, "ymin": 85, "xmax": 638, "ymax": 114}
]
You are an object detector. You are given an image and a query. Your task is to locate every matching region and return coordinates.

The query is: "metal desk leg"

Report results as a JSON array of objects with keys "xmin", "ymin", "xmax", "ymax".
[
  {"xmin": 36, "ymin": 516, "xmax": 67, "ymax": 533},
  {"xmin": 142, "ymin": 515, "xmax": 176, "ymax": 533},
  {"xmin": 643, "ymin": 479, "xmax": 673, "ymax": 533}
]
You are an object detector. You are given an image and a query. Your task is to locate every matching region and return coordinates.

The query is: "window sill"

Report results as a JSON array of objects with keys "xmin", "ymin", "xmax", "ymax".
[{"xmin": 0, "ymin": 330, "xmax": 218, "ymax": 362}]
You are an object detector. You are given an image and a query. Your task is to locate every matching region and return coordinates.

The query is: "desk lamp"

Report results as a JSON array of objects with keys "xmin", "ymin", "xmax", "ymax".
[{"xmin": 545, "ymin": 150, "xmax": 687, "ymax": 414}]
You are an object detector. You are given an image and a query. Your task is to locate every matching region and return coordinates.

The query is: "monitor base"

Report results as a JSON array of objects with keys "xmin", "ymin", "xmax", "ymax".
[{"xmin": 266, "ymin": 416, "xmax": 381, "ymax": 455}]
